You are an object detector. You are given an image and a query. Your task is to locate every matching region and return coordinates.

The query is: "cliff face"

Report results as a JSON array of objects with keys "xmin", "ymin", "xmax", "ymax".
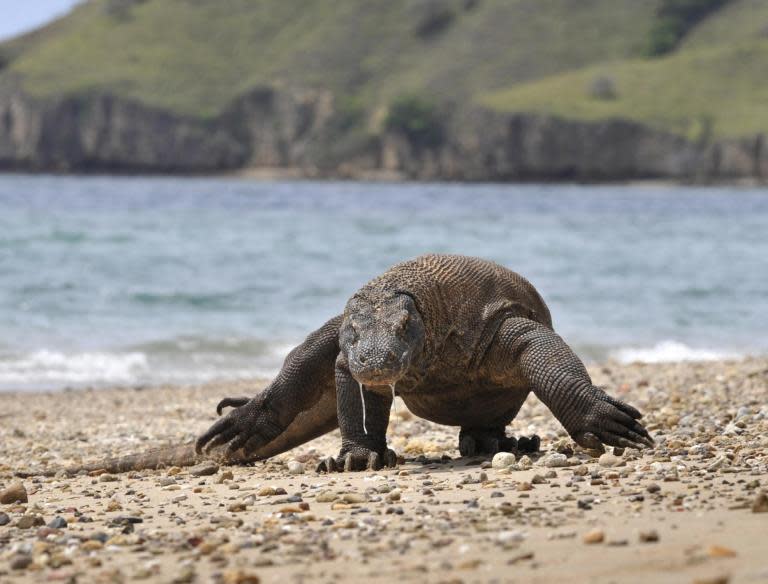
[{"xmin": 0, "ymin": 78, "xmax": 765, "ymax": 182}]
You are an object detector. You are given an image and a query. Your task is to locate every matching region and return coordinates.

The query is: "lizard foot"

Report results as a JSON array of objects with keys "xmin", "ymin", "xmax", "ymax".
[
  {"xmin": 516, "ymin": 434, "xmax": 541, "ymax": 454},
  {"xmin": 316, "ymin": 447, "xmax": 398, "ymax": 472},
  {"xmin": 458, "ymin": 427, "xmax": 518, "ymax": 457}
]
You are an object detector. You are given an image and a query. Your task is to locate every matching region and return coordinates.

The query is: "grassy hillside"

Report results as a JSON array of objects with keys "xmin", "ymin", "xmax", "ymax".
[
  {"xmin": 481, "ymin": 41, "xmax": 768, "ymax": 139},
  {"xmin": 0, "ymin": 0, "xmax": 764, "ymax": 140},
  {"xmin": 0, "ymin": 0, "xmax": 659, "ymax": 117},
  {"xmin": 481, "ymin": 0, "xmax": 768, "ymax": 139}
]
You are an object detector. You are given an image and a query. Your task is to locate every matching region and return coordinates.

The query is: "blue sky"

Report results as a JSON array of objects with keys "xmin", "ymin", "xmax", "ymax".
[{"xmin": 0, "ymin": 0, "xmax": 81, "ymax": 41}]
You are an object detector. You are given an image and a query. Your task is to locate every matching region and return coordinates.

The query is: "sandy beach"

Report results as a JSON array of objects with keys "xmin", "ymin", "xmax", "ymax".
[{"xmin": 1, "ymin": 357, "xmax": 766, "ymax": 584}]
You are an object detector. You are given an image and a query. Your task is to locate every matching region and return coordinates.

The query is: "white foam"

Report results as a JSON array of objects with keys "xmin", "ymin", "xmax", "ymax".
[
  {"xmin": 0, "ymin": 350, "xmax": 149, "ymax": 386},
  {"xmin": 611, "ymin": 341, "xmax": 742, "ymax": 364}
]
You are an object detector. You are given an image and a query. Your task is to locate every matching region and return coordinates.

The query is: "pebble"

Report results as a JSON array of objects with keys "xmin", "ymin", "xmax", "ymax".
[
  {"xmin": 540, "ymin": 453, "xmax": 568, "ymax": 468},
  {"xmin": 582, "ymin": 529, "xmax": 605, "ymax": 544},
  {"xmin": 223, "ymin": 570, "xmax": 261, "ymax": 584},
  {"xmin": 258, "ymin": 486, "xmax": 277, "ymax": 497},
  {"xmin": 16, "ymin": 514, "xmax": 45, "ymax": 529},
  {"xmin": 0, "ymin": 512, "xmax": 10, "ymax": 525},
  {"xmin": 692, "ymin": 577, "xmax": 730, "ymax": 584},
  {"xmin": 639, "ymin": 529, "xmax": 659, "ymax": 543},
  {"xmin": 287, "ymin": 460, "xmax": 305, "ymax": 475},
  {"xmin": 598, "ymin": 453, "xmax": 623, "ymax": 467},
  {"xmin": 315, "ymin": 490, "xmax": 339, "ymax": 503},
  {"xmin": 48, "ymin": 516, "xmax": 68, "ymax": 529},
  {"xmin": 491, "ymin": 452, "xmax": 516, "ymax": 469},
  {"xmin": 517, "ymin": 455, "xmax": 533, "ymax": 470},
  {"xmin": 0, "ymin": 481, "xmax": 28, "ymax": 504},
  {"xmin": 752, "ymin": 491, "xmax": 768, "ymax": 513},
  {"xmin": 707, "ymin": 545, "xmax": 737, "ymax": 558},
  {"xmin": 10, "ymin": 554, "xmax": 32, "ymax": 570},
  {"xmin": 189, "ymin": 461, "xmax": 219, "ymax": 476}
]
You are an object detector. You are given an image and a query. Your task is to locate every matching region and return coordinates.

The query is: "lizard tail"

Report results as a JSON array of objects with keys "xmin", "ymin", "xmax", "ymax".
[
  {"xmin": 14, "ymin": 443, "xmax": 205, "ymax": 477},
  {"xmin": 15, "ymin": 384, "xmax": 338, "ymax": 478}
]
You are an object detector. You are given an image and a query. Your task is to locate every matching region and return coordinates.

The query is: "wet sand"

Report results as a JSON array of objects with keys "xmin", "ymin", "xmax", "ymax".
[{"xmin": 1, "ymin": 357, "xmax": 767, "ymax": 583}]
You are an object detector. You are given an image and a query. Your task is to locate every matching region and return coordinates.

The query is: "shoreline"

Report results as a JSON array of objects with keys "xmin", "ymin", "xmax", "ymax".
[
  {"xmin": 2, "ymin": 167, "xmax": 768, "ymax": 188},
  {"xmin": 1, "ymin": 356, "xmax": 766, "ymax": 583}
]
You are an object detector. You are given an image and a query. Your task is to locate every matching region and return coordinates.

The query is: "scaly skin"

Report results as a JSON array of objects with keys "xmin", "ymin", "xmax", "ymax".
[
  {"xmin": 21, "ymin": 255, "xmax": 651, "ymax": 477},
  {"xmin": 198, "ymin": 254, "xmax": 653, "ymax": 472}
]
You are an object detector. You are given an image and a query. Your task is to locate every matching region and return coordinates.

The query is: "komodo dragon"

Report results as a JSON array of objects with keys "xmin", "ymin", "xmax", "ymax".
[{"xmin": 19, "ymin": 254, "xmax": 652, "ymax": 477}]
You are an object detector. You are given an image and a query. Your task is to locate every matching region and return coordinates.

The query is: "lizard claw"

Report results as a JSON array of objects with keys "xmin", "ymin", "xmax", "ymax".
[
  {"xmin": 316, "ymin": 448, "xmax": 398, "ymax": 472},
  {"xmin": 568, "ymin": 391, "xmax": 654, "ymax": 451},
  {"xmin": 215, "ymin": 396, "xmax": 250, "ymax": 416},
  {"xmin": 316, "ymin": 456, "xmax": 338, "ymax": 473}
]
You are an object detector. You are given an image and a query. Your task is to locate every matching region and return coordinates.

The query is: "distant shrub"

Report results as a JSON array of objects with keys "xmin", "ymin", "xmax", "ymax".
[
  {"xmin": 415, "ymin": 1, "xmax": 456, "ymax": 38},
  {"xmin": 385, "ymin": 94, "xmax": 444, "ymax": 148},
  {"xmin": 644, "ymin": 0, "xmax": 732, "ymax": 57},
  {"xmin": 331, "ymin": 95, "xmax": 366, "ymax": 134},
  {"xmin": 587, "ymin": 75, "xmax": 618, "ymax": 100},
  {"xmin": 104, "ymin": 0, "xmax": 146, "ymax": 21}
]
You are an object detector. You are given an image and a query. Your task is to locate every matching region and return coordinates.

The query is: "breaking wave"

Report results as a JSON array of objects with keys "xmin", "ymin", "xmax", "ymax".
[{"xmin": 610, "ymin": 341, "xmax": 743, "ymax": 364}]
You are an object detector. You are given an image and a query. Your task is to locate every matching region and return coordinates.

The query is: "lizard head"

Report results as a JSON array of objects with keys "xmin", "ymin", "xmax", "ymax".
[{"xmin": 340, "ymin": 292, "xmax": 425, "ymax": 386}]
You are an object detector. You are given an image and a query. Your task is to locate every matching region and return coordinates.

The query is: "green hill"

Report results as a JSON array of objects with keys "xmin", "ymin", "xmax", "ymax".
[
  {"xmin": 0, "ymin": 0, "xmax": 766, "ymax": 162},
  {"xmin": 1, "ymin": 0, "xmax": 659, "ymax": 118}
]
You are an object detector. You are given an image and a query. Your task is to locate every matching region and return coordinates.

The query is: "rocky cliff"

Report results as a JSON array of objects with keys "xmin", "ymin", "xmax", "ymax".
[{"xmin": 0, "ymin": 78, "xmax": 764, "ymax": 182}]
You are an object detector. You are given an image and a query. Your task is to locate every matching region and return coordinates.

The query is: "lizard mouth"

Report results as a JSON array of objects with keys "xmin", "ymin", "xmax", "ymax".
[{"xmin": 350, "ymin": 362, "xmax": 406, "ymax": 385}]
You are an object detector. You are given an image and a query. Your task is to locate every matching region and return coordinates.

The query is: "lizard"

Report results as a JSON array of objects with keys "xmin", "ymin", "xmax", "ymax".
[
  {"xmin": 197, "ymin": 253, "xmax": 652, "ymax": 471},
  {"xmin": 18, "ymin": 254, "xmax": 652, "ymax": 476}
]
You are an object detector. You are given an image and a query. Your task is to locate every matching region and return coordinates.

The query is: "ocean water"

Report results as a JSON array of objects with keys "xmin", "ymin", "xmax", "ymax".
[{"xmin": 0, "ymin": 174, "xmax": 766, "ymax": 390}]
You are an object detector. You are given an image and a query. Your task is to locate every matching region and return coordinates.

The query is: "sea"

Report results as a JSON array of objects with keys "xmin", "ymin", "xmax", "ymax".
[{"xmin": 0, "ymin": 174, "xmax": 766, "ymax": 391}]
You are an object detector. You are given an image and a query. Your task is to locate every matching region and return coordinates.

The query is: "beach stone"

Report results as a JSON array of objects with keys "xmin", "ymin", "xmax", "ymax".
[
  {"xmin": 0, "ymin": 512, "xmax": 10, "ymax": 525},
  {"xmin": 258, "ymin": 486, "xmax": 277, "ymax": 497},
  {"xmin": 48, "ymin": 516, "xmax": 67, "ymax": 529},
  {"xmin": 215, "ymin": 470, "xmax": 234, "ymax": 484},
  {"xmin": 541, "ymin": 453, "xmax": 568, "ymax": 468},
  {"xmin": 0, "ymin": 481, "xmax": 28, "ymax": 504},
  {"xmin": 751, "ymin": 491, "xmax": 768, "ymax": 513},
  {"xmin": 16, "ymin": 515, "xmax": 44, "ymax": 529},
  {"xmin": 190, "ymin": 461, "xmax": 219, "ymax": 476},
  {"xmin": 598, "ymin": 453, "xmax": 622, "ymax": 467},
  {"xmin": 386, "ymin": 489, "xmax": 401, "ymax": 502},
  {"xmin": 583, "ymin": 529, "xmax": 605, "ymax": 544},
  {"xmin": 223, "ymin": 570, "xmax": 261, "ymax": 584},
  {"xmin": 707, "ymin": 545, "xmax": 737, "ymax": 558},
  {"xmin": 287, "ymin": 461, "xmax": 305, "ymax": 475},
  {"xmin": 639, "ymin": 529, "xmax": 659, "ymax": 543},
  {"xmin": 10, "ymin": 554, "xmax": 32, "ymax": 570},
  {"xmin": 315, "ymin": 490, "xmax": 339, "ymax": 503},
  {"xmin": 517, "ymin": 455, "xmax": 533, "ymax": 470},
  {"xmin": 691, "ymin": 578, "xmax": 730, "ymax": 584},
  {"xmin": 491, "ymin": 452, "xmax": 516, "ymax": 469}
]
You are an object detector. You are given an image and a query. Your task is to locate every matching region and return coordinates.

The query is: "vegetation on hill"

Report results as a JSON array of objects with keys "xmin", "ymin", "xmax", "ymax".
[
  {"xmin": 0, "ymin": 0, "xmax": 765, "ymax": 140},
  {"xmin": 644, "ymin": 0, "xmax": 733, "ymax": 56},
  {"xmin": 0, "ymin": 0, "xmax": 657, "ymax": 117}
]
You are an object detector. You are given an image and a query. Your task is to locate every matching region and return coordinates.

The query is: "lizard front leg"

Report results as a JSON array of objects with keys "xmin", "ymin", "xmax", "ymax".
[
  {"xmin": 317, "ymin": 356, "xmax": 397, "ymax": 472},
  {"xmin": 196, "ymin": 315, "xmax": 342, "ymax": 459},
  {"xmin": 485, "ymin": 318, "xmax": 654, "ymax": 451}
]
